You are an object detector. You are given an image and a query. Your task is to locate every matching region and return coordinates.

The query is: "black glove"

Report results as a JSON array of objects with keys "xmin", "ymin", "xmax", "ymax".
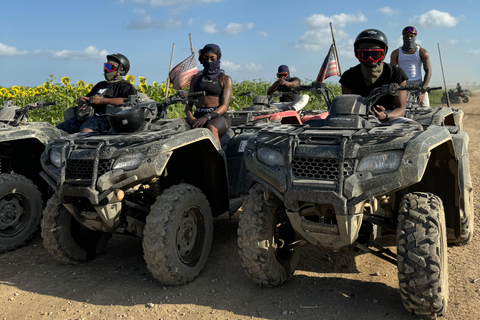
[{"xmin": 76, "ymin": 104, "xmax": 94, "ymax": 122}]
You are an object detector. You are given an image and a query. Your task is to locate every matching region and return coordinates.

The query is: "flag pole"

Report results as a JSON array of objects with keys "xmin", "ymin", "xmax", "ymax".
[
  {"xmin": 437, "ymin": 43, "xmax": 450, "ymax": 108},
  {"xmin": 189, "ymin": 33, "xmax": 194, "ymax": 54},
  {"xmin": 166, "ymin": 42, "xmax": 175, "ymax": 99},
  {"xmin": 329, "ymin": 22, "xmax": 342, "ymax": 76}
]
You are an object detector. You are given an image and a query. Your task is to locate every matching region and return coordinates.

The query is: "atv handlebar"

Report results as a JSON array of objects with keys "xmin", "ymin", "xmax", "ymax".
[{"xmin": 365, "ymin": 84, "xmax": 442, "ymax": 109}]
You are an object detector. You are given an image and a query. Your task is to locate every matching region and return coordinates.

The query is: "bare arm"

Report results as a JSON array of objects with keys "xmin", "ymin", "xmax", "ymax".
[
  {"xmin": 215, "ymin": 74, "xmax": 232, "ymax": 116},
  {"xmin": 420, "ymin": 48, "xmax": 432, "ymax": 89},
  {"xmin": 390, "ymin": 49, "xmax": 399, "ymax": 66}
]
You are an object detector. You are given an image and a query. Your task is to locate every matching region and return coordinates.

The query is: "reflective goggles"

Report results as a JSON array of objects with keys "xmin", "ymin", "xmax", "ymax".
[
  {"xmin": 402, "ymin": 26, "xmax": 417, "ymax": 35},
  {"xmin": 277, "ymin": 72, "xmax": 288, "ymax": 78},
  {"xmin": 104, "ymin": 62, "xmax": 118, "ymax": 73},
  {"xmin": 355, "ymin": 49, "xmax": 385, "ymax": 63}
]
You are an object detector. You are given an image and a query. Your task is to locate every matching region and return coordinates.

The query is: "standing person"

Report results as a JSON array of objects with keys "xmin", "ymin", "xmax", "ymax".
[
  {"xmin": 267, "ymin": 65, "xmax": 309, "ymax": 111},
  {"xmin": 390, "ymin": 26, "xmax": 432, "ymax": 106},
  {"xmin": 57, "ymin": 53, "xmax": 137, "ymax": 134},
  {"xmin": 185, "ymin": 44, "xmax": 232, "ymax": 145},
  {"xmin": 340, "ymin": 29, "xmax": 410, "ymax": 123}
]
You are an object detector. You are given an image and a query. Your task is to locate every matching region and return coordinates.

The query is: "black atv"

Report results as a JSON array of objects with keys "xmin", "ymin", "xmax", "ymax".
[
  {"xmin": 0, "ymin": 100, "xmax": 65, "ymax": 252},
  {"xmin": 237, "ymin": 84, "xmax": 472, "ymax": 318},
  {"xmin": 441, "ymin": 89, "xmax": 469, "ymax": 104}
]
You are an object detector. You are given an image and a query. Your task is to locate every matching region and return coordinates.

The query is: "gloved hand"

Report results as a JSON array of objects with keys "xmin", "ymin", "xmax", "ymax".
[{"xmin": 76, "ymin": 104, "xmax": 94, "ymax": 122}]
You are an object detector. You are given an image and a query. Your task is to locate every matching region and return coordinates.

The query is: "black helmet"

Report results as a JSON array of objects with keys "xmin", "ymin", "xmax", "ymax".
[
  {"xmin": 354, "ymin": 29, "xmax": 389, "ymax": 54},
  {"xmin": 106, "ymin": 53, "xmax": 130, "ymax": 76}
]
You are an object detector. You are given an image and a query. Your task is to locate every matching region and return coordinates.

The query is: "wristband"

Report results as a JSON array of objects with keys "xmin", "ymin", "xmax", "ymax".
[{"xmin": 382, "ymin": 112, "xmax": 390, "ymax": 122}]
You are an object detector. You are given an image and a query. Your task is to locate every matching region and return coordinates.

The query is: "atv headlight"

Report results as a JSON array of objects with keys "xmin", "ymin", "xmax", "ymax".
[
  {"xmin": 257, "ymin": 147, "xmax": 285, "ymax": 166},
  {"xmin": 49, "ymin": 149, "xmax": 62, "ymax": 168},
  {"xmin": 113, "ymin": 153, "xmax": 145, "ymax": 171},
  {"xmin": 357, "ymin": 150, "xmax": 403, "ymax": 174}
]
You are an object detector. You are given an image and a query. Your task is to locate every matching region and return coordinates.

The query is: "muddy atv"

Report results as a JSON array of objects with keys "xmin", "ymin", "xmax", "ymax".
[
  {"xmin": 0, "ymin": 100, "xmax": 65, "ymax": 252},
  {"xmin": 405, "ymin": 86, "xmax": 465, "ymax": 132},
  {"xmin": 39, "ymin": 90, "xmax": 268, "ymax": 285},
  {"xmin": 237, "ymin": 84, "xmax": 473, "ymax": 317}
]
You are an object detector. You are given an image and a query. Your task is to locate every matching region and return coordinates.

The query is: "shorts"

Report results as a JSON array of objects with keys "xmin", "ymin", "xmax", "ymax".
[{"xmin": 57, "ymin": 116, "xmax": 111, "ymax": 134}]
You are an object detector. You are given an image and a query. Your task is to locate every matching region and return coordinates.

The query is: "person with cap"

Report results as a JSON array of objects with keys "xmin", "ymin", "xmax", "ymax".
[
  {"xmin": 267, "ymin": 65, "xmax": 309, "ymax": 111},
  {"xmin": 185, "ymin": 43, "xmax": 232, "ymax": 145},
  {"xmin": 340, "ymin": 29, "xmax": 410, "ymax": 123},
  {"xmin": 57, "ymin": 53, "xmax": 137, "ymax": 134},
  {"xmin": 390, "ymin": 26, "xmax": 432, "ymax": 106}
]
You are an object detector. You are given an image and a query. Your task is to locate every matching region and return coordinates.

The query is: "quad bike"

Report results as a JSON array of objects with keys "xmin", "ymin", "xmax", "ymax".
[
  {"xmin": 228, "ymin": 84, "xmax": 332, "ymax": 126},
  {"xmin": 441, "ymin": 89, "xmax": 469, "ymax": 104},
  {"xmin": 405, "ymin": 86, "xmax": 465, "ymax": 132},
  {"xmin": 237, "ymin": 84, "xmax": 473, "ymax": 318},
  {"xmin": 0, "ymin": 100, "xmax": 65, "ymax": 252}
]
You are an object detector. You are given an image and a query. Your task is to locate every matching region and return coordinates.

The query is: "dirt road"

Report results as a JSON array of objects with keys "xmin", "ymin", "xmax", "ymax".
[{"xmin": 1, "ymin": 96, "xmax": 480, "ymax": 320}]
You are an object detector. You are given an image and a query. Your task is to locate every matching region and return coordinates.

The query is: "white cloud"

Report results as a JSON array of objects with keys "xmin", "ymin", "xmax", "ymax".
[
  {"xmin": 447, "ymin": 39, "xmax": 459, "ymax": 45},
  {"xmin": 222, "ymin": 60, "xmax": 241, "ymax": 71},
  {"xmin": 258, "ymin": 31, "xmax": 268, "ymax": 38},
  {"xmin": 411, "ymin": 10, "xmax": 458, "ymax": 28},
  {"xmin": 467, "ymin": 49, "xmax": 480, "ymax": 55},
  {"xmin": 224, "ymin": 22, "xmax": 254, "ymax": 35},
  {"xmin": 0, "ymin": 43, "xmax": 28, "ymax": 56},
  {"xmin": 296, "ymin": 13, "xmax": 367, "ymax": 51},
  {"xmin": 127, "ymin": 9, "xmax": 181, "ymax": 29},
  {"xmin": 202, "ymin": 21, "xmax": 218, "ymax": 34},
  {"xmin": 378, "ymin": 6, "xmax": 399, "ymax": 16},
  {"xmin": 50, "ymin": 46, "xmax": 108, "ymax": 60},
  {"xmin": 221, "ymin": 61, "xmax": 263, "ymax": 73},
  {"xmin": 132, "ymin": 0, "xmax": 221, "ymax": 7}
]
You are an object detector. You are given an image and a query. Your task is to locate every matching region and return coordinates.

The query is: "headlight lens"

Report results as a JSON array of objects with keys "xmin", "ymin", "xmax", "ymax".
[
  {"xmin": 113, "ymin": 153, "xmax": 145, "ymax": 171},
  {"xmin": 257, "ymin": 147, "xmax": 285, "ymax": 166},
  {"xmin": 49, "ymin": 149, "xmax": 62, "ymax": 168},
  {"xmin": 357, "ymin": 150, "xmax": 403, "ymax": 173}
]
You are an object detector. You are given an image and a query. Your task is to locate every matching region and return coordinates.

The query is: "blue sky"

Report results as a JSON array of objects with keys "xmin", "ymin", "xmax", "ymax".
[{"xmin": 1, "ymin": 0, "xmax": 479, "ymax": 89}]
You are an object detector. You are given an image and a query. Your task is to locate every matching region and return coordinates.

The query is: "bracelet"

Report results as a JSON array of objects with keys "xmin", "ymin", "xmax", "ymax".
[{"xmin": 382, "ymin": 112, "xmax": 390, "ymax": 122}]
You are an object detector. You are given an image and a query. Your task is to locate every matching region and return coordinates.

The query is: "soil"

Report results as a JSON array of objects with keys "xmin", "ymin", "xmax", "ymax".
[{"xmin": 1, "ymin": 95, "xmax": 480, "ymax": 320}]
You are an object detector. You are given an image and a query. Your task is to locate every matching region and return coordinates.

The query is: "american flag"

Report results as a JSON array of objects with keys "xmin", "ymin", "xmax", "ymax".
[
  {"xmin": 169, "ymin": 53, "xmax": 197, "ymax": 90},
  {"xmin": 316, "ymin": 44, "xmax": 338, "ymax": 83}
]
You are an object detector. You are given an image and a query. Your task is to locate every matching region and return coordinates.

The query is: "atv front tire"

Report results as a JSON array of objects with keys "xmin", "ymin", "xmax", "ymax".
[
  {"xmin": 397, "ymin": 192, "xmax": 448, "ymax": 317},
  {"xmin": 41, "ymin": 193, "xmax": 111, "ymax": 264},
  {"xmin": 0, "ymin": 173, "xmax": 43, "ymax": 253},
  {"xmin": 237, "ymin": 184, "xmax": 300, "ymax": 287},
  {"xmin": 143, "ymin": 183, "xmax": 213, "ymax": 285}
]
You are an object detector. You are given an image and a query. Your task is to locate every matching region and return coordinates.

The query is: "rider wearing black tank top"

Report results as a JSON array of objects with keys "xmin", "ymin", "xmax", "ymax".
[{"xmin": 184, "ymin": 44, "xmax": 232, "ymax": 145}]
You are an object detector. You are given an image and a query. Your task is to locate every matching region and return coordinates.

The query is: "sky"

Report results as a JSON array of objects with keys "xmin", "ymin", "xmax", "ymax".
[{"xmin": 1, "ymin": 0, "xmax": 479, "ymax": 89}]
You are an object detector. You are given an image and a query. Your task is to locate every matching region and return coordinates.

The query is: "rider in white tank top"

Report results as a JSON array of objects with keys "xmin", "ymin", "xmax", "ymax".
[{"xmin": 398, "ymin": 45, "xmax": 422, "ymax": 81}]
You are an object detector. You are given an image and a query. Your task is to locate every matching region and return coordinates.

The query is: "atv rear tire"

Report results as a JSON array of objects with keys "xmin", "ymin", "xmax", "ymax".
[
  {"xmin": 143, "ymin": 183, "xmax": 213, "ymax": 285},
  {"xmin": 463, "ymin": 96, "xmax": 469, "ymax": 103},
  {"xmin": 41, "ymin": 193, "xmax": 111, "ymax": 264},
  {"xmin": 397, "ymin": 192, "xmax": 448, "ymax": 317},
  {"xmin": 237, "ymin": 184, "xmax": 300, "ymax": 287},
  {"xmin": 454, "ymin": 96, "xmax": 461, "ymax": 104},
  {"xmin": 0, "ymin": 173, "xmax": 43, "ymax": 253}
]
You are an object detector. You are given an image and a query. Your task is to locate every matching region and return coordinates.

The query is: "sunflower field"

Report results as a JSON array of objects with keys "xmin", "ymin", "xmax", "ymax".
[{"xmin": 0, "ymin": 75, "xmax": 340, "ymax": 125}]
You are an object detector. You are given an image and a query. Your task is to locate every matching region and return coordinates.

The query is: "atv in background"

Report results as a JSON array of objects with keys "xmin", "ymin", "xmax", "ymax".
[
  {"xmin": 237, "ymin": 84, "xmax": 472, "ymax": 317},
  {"xmin": 228, "ymin": 82, "xmax": 333, "ymax": 126},
  {"xmin": 0, "ymin": 100, "xmax": 65, "ymax": 252},
  {"xmin": 441, "ymin": 89, "xmax": 469, "ymax": 104}
]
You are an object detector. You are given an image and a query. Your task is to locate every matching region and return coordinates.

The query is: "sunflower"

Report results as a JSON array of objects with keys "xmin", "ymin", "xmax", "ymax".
[
  {"xmin": 77, "ymin": 80, "xmax": 85, "ymax": 88},
  {"xmin": 0, "ymin": 88, "xmax": 8, "ymax": 96},
  {"xmin": 61, "ymin": 76, "xmax": 70, "ymax": 86},
  {"xmin": 139, "ymin": 76, "xmax": 146, "ymax": 84},
  {"xmin": 152, "ymin": 81, "xmax": 158, "ymax": 87},
  {"xmin": 125, "ymin": 75, "xmax": 135, "ymax": 84}
]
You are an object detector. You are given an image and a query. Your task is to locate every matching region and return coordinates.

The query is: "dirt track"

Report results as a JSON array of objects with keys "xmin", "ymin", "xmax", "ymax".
[{"xmin": 1, "ymin": 95, "xmax": 480, "ymax": 320}]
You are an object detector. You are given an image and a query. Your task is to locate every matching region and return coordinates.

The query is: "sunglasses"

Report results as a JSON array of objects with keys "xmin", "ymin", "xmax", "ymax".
[
  {"xmin": 402, "ymin": 26, "xmax": 417, "ymax": 35},
  {"xmin": 277, "ymin": 72, "xmax": 288, "ymax": 78},
  {"xmin": 355, "ymin": 49, "xmax": 385, "ymax": 63},
  {"xmin": 104, "ymin": 62, "xmax": 118, "ymax": 73}
]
